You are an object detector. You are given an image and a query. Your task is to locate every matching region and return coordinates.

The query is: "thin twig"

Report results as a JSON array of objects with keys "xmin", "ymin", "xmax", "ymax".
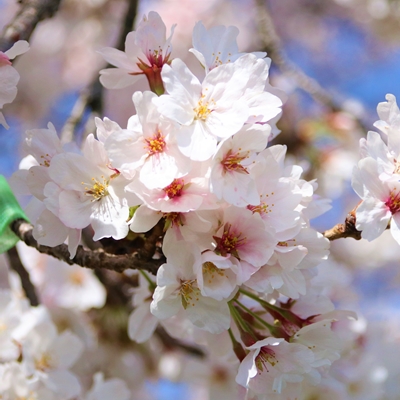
[
  {"xmin": 6, "ymin": 246, "xmax": 39, "ymax": 306},
  {"xmin": 10, "ymin": 219, "xmax": 163, "ymax": 275},
  {"xmin": 155, "ymin": 326, "xmax": 205, "ymax": 358},
  {"xmin": 60, "ymin": 0, "xmax": 138, "ymax": 143},
  {"xmin": 254, "ymin": 0, "xmax": 368, "ymax": 132},
  {"xmin": 0, "ymin": 0, "xmax": 62, "ymax": 52}
]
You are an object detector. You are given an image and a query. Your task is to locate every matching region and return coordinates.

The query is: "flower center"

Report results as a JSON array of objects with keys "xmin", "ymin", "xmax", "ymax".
[
  {"xmin": 69, "ymin": 270, "xmax": 85, "ymax": 286},
  {"xmin": 221, "ymin": 149, "xmax": 250, "ymax": 174},
  {"xmin": 164, "ymin": 212, "xmax": 184, "ymax": 230},
  {"xmin": 213, "ymin": 223, "xmax": 246, "ymax": 258},
  {"xmin": 39, "ymin": 153, "xmax": 51, "ymax": 167},
  {"xmin": 82, "ymin": 176, "xmax": 109, "ymax": 201},
  {"xmin": 194, "ymin": 94, "xmax": 214, "ymax": 121},
  {"xmin": 35, "ymin": 352, "xmax": 53, "ymax": 371},
  {"xmin": 247, "ymin": 193, "xmax": 275, "ymax": 216},
  {"xmin": 163, "ymin": 179, "xmax": 185, "ymax": 199},
  {"xmin": 202, "ymin": 261, "xmax": 225, "ymax": 284},
  {"xmin": 146, "ymin": 131, "xmax": 166, "ymax": 155},
  {"xmin": 179, "ymin": 279, "xmax": 200, "ymax": 309},
  {"xmin": 385, "ymin": 191, "xmax": 400, "ymax": 215},
  {"xmin": 255, "ymin": 346, "xmax": 277, "ymax": 373}
]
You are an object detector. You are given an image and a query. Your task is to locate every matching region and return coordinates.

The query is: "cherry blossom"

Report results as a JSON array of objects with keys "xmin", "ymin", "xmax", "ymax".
[
  {"xmin": 0, "ymin": 40, "xmax": 29, "ymax": 129},
  {"xmin": 190, "ymin": 21, "xmax": 266, "ymax": 73},
  {"xmin": 105, "ymin": 91, "xmax": 190, "ymax": 188},
  {"xmin": 45, "ymin": 134, "xmax": 136, "ymax": 241},
  {"xmin": 99, "ymin": 11, "xmax": 175, "ymax": 93},
  {"xmin": 150, "ymin": 243, "xmax": 231, "ymax": 334}
]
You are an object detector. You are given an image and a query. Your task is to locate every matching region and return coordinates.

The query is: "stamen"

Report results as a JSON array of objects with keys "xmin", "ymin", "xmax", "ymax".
[
  {"xmin": 194, "ymin": 95, "xmax": 214, "ymax": 121},
  {"xmin": 145, "ymin": 130, "xmax": 166, "ymax": 155},
  {"xmin": 202, "ymin": 261, "xmax": 225, "ymax": 284},
  {"xmin": 163, "ymin": 179, "xmax": 185, "ymax": 199},
  {"xmin": 82, "ymin": 175, "xmax": 109, "ymax": 202},
  {"xmin": 213, "ymin": 223, "xmax": 246, "ymax": 258},
  {"xmin": 221, "ymin": 149, "xmax": 249, "ymax": 174},
  {"xmin": 386, "ymin": 190, "xmax": 400, "ymax": 215},
  {"xmin": 255, "ymin": 346, "xmax": 277, "ymax": 372},
  {"xmin": 40, "ymin": 153, "xmax": 51, "ymax": 167},
  {"xmin": 179, "ymin": 279, "xmax": 200, "ymax": 309},
  {"xmin": 35, "ymin": 352, "xmax": 53, "ymax": 371}
]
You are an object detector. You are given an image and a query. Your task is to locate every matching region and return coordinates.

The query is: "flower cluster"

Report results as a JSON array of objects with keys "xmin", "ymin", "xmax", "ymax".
[
  {"xmin": 8, "ymin": 11, "xmax": 356, "ymax": 399},
  {"xmin": 0, "ymin": 274, "xmax": 133, "ymax": 399},
  {"xmin": 352, "ymin": 94, "xmax": 400, "ymax": 243}
]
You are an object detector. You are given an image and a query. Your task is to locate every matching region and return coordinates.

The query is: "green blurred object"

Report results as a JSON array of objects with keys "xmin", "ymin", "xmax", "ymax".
[{"xmin": 0, "ymin": 175, "xmax": 29, "ymax": 253}]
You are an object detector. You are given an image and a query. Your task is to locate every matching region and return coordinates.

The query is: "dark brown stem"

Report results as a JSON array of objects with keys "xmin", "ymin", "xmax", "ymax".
[
  {"xmin": 0, "ymin": 0, "xmax": 62, "ymax": 52},
  {"xmin": 10, "ymin": 219, "xmax": 163, "ymax": 275},
  {"xmin": 323, "ymin": 206, "xmax": 362, "ymax": 241},
  {"xmin": 6, "ymin": 246, "xmax": 39, "ymax": 306},
  {"xmin": 155, "ymin": 326, "xmax": 205, "ymax": 358}
]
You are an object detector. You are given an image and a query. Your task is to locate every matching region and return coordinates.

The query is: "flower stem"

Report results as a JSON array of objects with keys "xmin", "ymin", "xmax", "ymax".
[
  {"xmin": 239, "ymin": 288, "xmax": 303, "ymax": 327},
  {"xmin": 139, "ymin": 270, "xmax": 156, "ymax": 291}
]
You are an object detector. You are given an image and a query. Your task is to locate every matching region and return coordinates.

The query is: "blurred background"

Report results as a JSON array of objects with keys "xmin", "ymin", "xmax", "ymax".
[{"xmin": 1, "ymin": 0, "xmax": 400, "ymax": 398}]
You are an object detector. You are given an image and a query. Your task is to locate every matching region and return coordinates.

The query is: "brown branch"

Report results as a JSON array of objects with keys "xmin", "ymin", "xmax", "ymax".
[
  {"xmin": 323, "ymin": 208, "xmax": 362, "ymax": 241},
  {"xmin": 0, "ymin": 0, "xmax": 62, "ymax": 52},
  {"xmin": 155, "ymin": 326, "xmax": 205, "ymax": 358},
  {"xmin": 6, "ymin": 246, "xmax": 39, "ymax": 306},
  {"xmin": 59, "ymin": 0, "xmax": 138, "ymax": 143},
  {"xmin": 10, "ymin": 219, "xmax": 163, "ymax": 275},
  {"xmin": 254, "ymin": 0, "xmax": 369, "ymax": 132}
]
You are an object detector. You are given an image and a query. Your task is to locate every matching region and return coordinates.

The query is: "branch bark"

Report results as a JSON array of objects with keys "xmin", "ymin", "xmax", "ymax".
[
  {"xmin": 6, "ymin": 246, "xmax": 39, "ymax": 306},
  {"xmin": 10, "ymin": 219, "xmax": 163, "ymax": 275},
  {"xmin": 0, "ymin": 0, "xmax": 62, "ymax": 52},
  {"xmin": 59, "ymin": 0, "xmax": 138, "ymax": 143},
  {"xmin": 254, "ymin": 0, "xmax": 368, "ymax": 132},
  {"xmin": 323, "ymin": 207, "xmax": 362, "ymax": 241}
]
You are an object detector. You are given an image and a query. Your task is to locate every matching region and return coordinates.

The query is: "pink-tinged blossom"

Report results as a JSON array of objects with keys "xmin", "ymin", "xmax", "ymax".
[
  {"xmin": 130, "ymin": 205, "xmax": 217, "ymax": 252},
  {"xmin": 236, "ymin": 338, "xmax": 314, "ymax": 396},
  {"xmin": 98, "ymin": 11, "xmax": 175, "ymax": 93},
  {"xmin": 189, "ymin": 21, "xmax": 266, "ymax": 73},
  {"xmin": 21, "ymin": 320, "xmax": 83, "ymax": 399},
  {"xmin": 353, "ymin": 157, "xmax": 400, "ymax": 244},
  {"xmin": 95, "ymin": 116, "xmax": 124, "ymax": 144},
  {"xmin": 106, "ymin": 91, "xmax": 190, "ymax": 188},
  {"xmin": 195, "ymin": 251, "xmax": 238, "ymax": 301},
  {"xmin": 245, "ymin": 261, "xmax": 307, "ymax": 299},
  {"xmin": 0, "ymin": 40, "xmax": 29, "ymax": 129},
  {"xmin": 212, "ymin": 206, "xmax": 276, "ymax": 283},
  {"xmin": 155, "ymin": 54, "xmax": 281, "ymax": 161},
  {"xmin": 126, "ymin": 161, "xmax": 216, "ymax": 213},
  {"xmin": 128, "ymin": 273, "xmax": 158, "ymax": 344},
  {"xmin": 11, "ymin": 123, "xmax": 82, "ymax": 257},
  {"xmin": 210, "ymin": 124, "xmax": 270, "ymax": 207},
  {"xmin": 374, "ymin": 94, "xmax": 400, "ymax": 139},
  {"xmin": 150, "ymin": 243, "xmax": 231, "ymax": 334},
  {"xmin": 248, "ymin": 151, "xmax": 303, "ymax": 239},
  {"xmin": 46, "ymin": 134, "xmax": 136, "ymax": 241}
]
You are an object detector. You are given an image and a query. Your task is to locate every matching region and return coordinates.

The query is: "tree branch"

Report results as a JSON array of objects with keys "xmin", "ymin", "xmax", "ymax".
[
  {"xmin": 0, "ymin": 0, "xmax": 62, "ymax": 52},
  {"xmin": 60, "ymin": 0, "xmax": 138, "ymax": 143},
  {"xmin": 155, "ymin": 326, "xmax": 205, "ymax": 358},
  {"xmin": 6, "ymin": 246, "xmax": 39, "ymax": 306},
  {"xmin": 323, "ymin": 207, "xmax": 362, "ymax": 241},
  {"xmin": 10, "ymin": 219, "xmax": 163, "ymax": 275},
  {"xmin": 254, "ymin": 0, "xmax": 368, "ymax": 132}
]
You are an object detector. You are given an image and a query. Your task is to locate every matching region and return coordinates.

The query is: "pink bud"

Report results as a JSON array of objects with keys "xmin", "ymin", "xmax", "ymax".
[{"xmin": 0, "ymin": 52, "xmax": 12, "ymax": 67}]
